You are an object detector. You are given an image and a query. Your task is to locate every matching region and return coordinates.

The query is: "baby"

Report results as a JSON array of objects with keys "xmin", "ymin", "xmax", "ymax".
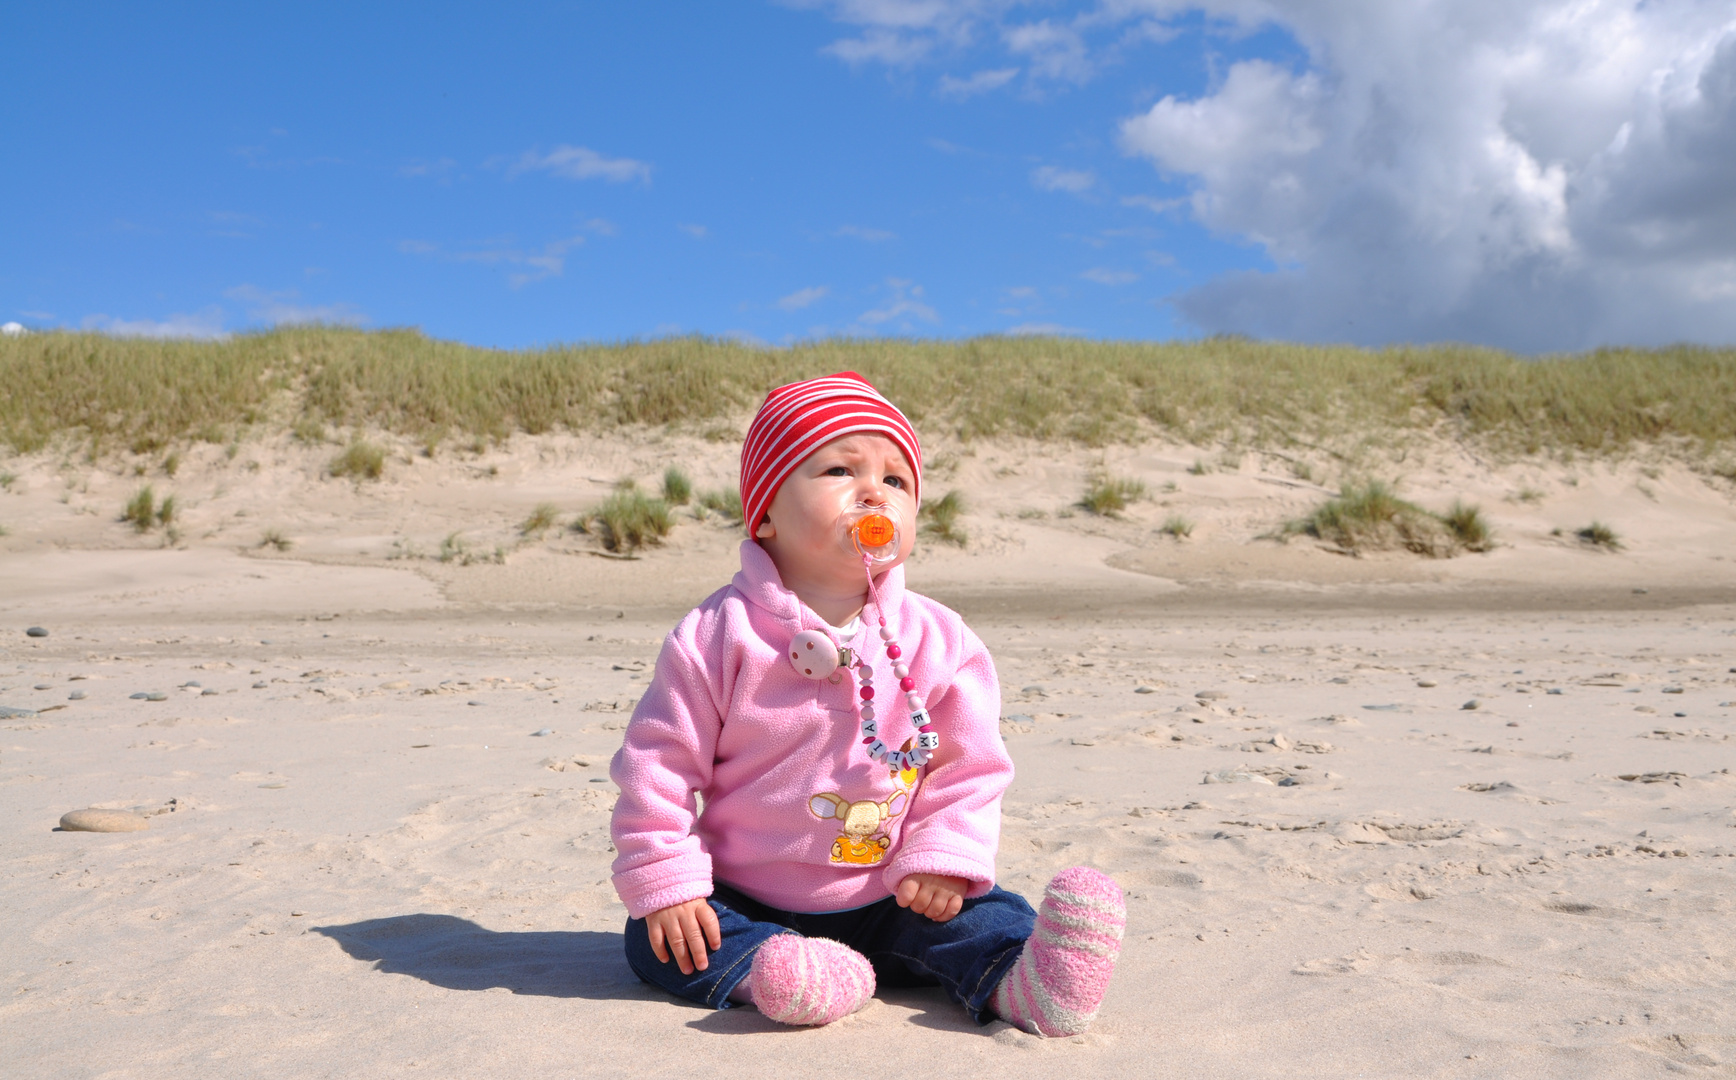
[{"xmin": 609, "ymin": 372, "xmax": 1125, "ymax": 1034}]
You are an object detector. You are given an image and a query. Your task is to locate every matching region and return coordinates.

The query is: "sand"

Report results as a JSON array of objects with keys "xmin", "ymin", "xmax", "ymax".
[{"xmin": 3, "ymin": 431, "xmax": 1735, "ymax": 1077}]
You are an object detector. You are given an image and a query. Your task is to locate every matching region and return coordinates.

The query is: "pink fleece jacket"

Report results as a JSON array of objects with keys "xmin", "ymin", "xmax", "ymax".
[{"xmin": 609, "ymin": 540, "xmax": 1012, "ymax": 919}]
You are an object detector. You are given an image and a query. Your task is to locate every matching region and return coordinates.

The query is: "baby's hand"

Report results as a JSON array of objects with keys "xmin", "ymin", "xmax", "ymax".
[
  {"xmin": 645, "ymin": 898, "xmax": 722, "ymax": 975},
  {"xmin": 896, "ymin": 873, "xmax": 970, "ymax": 922}
]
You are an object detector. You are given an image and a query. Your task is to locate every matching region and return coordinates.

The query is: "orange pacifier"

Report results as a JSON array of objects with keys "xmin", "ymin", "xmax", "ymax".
[{"xmin": 841, "ymin": 503, "xmax": 902, "ymax": 566}]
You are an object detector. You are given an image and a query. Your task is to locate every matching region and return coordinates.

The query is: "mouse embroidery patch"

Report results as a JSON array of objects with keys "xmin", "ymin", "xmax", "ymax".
[{"xmin": 808, "ymin": 744, "xmax": 920, "ymax": 865}]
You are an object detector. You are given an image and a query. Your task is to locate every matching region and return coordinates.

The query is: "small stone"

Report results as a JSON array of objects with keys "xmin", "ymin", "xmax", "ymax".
[
  {"xmin": 1021, "ymin": 684, "xmax": 1045, "ymax": 694},
  {"xmin": 290, "ymin": 911, "xmax": 306, "ymax": 917},
  {"xmin": 530, "ymin": 728, "xmax": 554, "ymax": 737},
  {"xmin": 380, "ymin": 680, "xmax": 410, "ymax": 690},
  {"xmin": 1270, "ymin": 734, "xmax": 1292, "ymax": 751},
  {"xmin": 26, "ymin": 627, "xmax": 49, "ymax": 638},
  {"xmin": 69, "ymin": 690, "xmax": 86, "ymax": 701},
  {"xmin": 1547, "ymin": 688, "xmax": 1564, "ymax": 695},
  {"xmin": 60, "ymin": 808, "xmax": 148, "ymax": 832},
  {"xmin": 0, "ymin": 705, "xmax": 40, "ymax": 719},
  {"xmin": 1506, "ymin": 721, "xmax": 1520, "ymax": 727},
  {"xmin": 1196, "ymin": 690, "xmax": 1229, "ymax": 701},
  {"xmin": 1662, "ymin": 686, "xmax": 1684, "ymax": 694},
  {"xmin": 259, "ymin": 781, "xmax": 288, "ymax": 789},
  {"xmin": 1462, "ymin": 699, "xmax": 1482, "ymax": 711},
  {"xmin": 468, "ymin": 700, "xmax": 485, "ymax": 706},
  {"xmin": 1070, "ymin": 737, "xmax": 1097, "ymax": 746},
  {"xmin": 33, "ymin": 683, "xmax": 52, "ymax": 691},
  {"xmin": 1674, "ymin": 711, "xmax": 1687, "ymax": 718},
  {"xmin": 202, "ymin": 688, "xmax": 220, "ymax": 696},
  {"xmin": 1416, "ymin": 679, "xmax": 1438, "ymax": 688},
  {"xmin": 1134, "ymin": 686, "xmax": 1156, "ymax": 694},
  {"xmin": 1329, "ymin": 676, "xmax": 1350, "ymax": 684},
  {"xmin": 252, "ymin": 681, "xmax": 268, "ymax": 689},
  {"xmin": 181, "ymin": 681, "xmax": 202, "ymax": 689}
]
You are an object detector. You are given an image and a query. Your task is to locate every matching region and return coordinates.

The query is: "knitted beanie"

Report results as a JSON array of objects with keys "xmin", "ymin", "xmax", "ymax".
[{"xmin": 740, "ymin": 372, "xmax": 922, "ymax": 536}]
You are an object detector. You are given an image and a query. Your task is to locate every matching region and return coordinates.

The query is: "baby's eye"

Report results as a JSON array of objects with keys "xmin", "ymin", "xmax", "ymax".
[
  {"xmin": 825, "ymin": 466, "xmax": 850, "ymax": 477},
  {"xmin": 884, "ymin": 476, "xmax": 905, "ymax": 489}
]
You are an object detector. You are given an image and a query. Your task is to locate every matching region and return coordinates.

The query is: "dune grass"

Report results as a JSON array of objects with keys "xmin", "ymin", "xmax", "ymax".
[
  {"xmin": 696, "ymin": 487, "xmax": 744, "ymax": 524},
  {"xmin": 1577, "ymin": 521, "xmax": 1622, "ymax": 550},
  {"xmin": 919, "ymin": 490, "xmax": 968, "ymax": 547},
  {"xmin": 5, "ymin": 327, "xmax": 1736, "ymax": 459},
  {"xmin": 661, "ymin": 467, "xmax": 693, "ymax": 506},
  {"xmin": 578, "ymin": 483, "xmax": 675, "ymax": 553},
  {"xmin": 329, "ymin": 439, "xmax": 386, "ymax": 481},
  {"xmin": 1080, "ymin": 474, "xmax": 1147, "ymax": 516},
  {"xmin": 1160, "ymin": 514, "xmax": 1195, "ymax": 538},
  {"xmin": 121, "ymin": 485, "xmax": 174, "ymax": 532},
  {"xmin": 1282, "ymin": 479, "xmax": 1495, "ymax": 557},
  {"xmin": 519, "ymin": 502, "xmax": 560, "ymax": 536}
]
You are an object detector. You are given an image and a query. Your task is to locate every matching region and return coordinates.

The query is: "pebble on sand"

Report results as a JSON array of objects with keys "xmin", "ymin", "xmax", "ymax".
[
  {"xmin": 1196, "ymin": 690, "xmax": 1229, "ymax": 701},
  {"xmin": 1416, "ymin": 679, "xmax": 1438, "ymax": 688},
  {"xmin": 26, "ymin": 627, "xmax": 49, "ymax": 638},
  {"xmin": 130, "ymin": 691, "xmax": 169, "ymax": 702},
  {"xmin": 34, "ymin": 684, "xmax": 52, "ymax": 690},
  {"xmin": 531, "ymin": 728, "xmax": 554, "ymax": 736},
  {"xmin": 60, "ymin": 808, "xmax": 149, "ymax": 832},
  {"xmin": 1462, "ymin": 699, "xmax": 1483, "ymax": 710},
  {"xmin": 69, "ymin": 690, "xmax": 86, "ymax": 700}
]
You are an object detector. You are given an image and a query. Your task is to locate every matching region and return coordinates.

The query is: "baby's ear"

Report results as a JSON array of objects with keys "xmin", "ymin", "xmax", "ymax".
[
  {"xmin": 809, "ymin": 793, "xmax": 845, "ymax": 819},
  {"xmin": 755, "ymin": 520, "xmax": 776, "ymax": 539}
]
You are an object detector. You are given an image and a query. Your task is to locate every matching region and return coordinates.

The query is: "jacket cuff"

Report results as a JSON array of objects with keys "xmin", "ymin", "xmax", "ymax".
[
  {"xmin": 882, "ymin": 845, "xmax": 996, "ymax": 899},
  {"xmin": 613, "ymin": 854, "xmax": 714, "ymax": 920}
]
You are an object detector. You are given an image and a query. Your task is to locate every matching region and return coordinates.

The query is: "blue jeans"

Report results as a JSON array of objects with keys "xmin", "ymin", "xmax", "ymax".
[{"xmin": 624, "ymin": 880, "xmax": 1036, "ymax": 1022}]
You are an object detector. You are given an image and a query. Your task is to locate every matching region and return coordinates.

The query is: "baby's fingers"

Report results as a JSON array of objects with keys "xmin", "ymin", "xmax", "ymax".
[
  {"xmin": 649, "ymin": 918, "xmax": 671, "ymax": 965},
  {"xmin": 698, "ymin": 901, "xmax": 723, "ymax": 952},
  {"xmin": 678, "ymin": 908, "xmax": 710, "ymax": 973}
]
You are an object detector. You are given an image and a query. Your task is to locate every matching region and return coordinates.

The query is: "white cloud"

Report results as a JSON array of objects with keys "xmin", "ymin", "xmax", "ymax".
[
  {"xmin": 938, "ymin": 66, "xmax": 1020, "ymax": 97},
  {"xmin": 1121, "ymin": 193, "xmax": 1185, "ymax": 214},
  {"xmin": 398, "ymin": 235, "xmax": 588, "ymax": 287},
  {"xmin": 777, "ymin": 286, "xmax": 831, "ymax": 311},
  {"xmin": 678, "ymin": 223, "xmax": 709, "ymax": 239},
  {"xmin": 1004, "ymin": 321, "xmax": 1082, "ymax": 336},
  {"xmin": 856, "ymin": 278, "xmax": 940, "ymax": 328},
  {"xmin": 81, "ymin": 308, "xmax": 228, "ymax": 339},
  {"xmin": 1031, "ymin": 165, "xmax": 1096, "ymax": 193},
  {"xmin": 399, "ymin": 157, "xmax": 457, "ymax": 178},
  {"xmin": 1113, "ymin": 0, "xmax": 1736, "ymax": 350},
  {"xmin": 1081, "ymin": 267, "xmax": 1140, "ymax": 284},
  {"xmin": 224, "ymin": 285, "xmax": 366, "ymax": 326},
  {"xmin": 836, "ymin": 224, "xmax": 898, "ymax": 242},
  {"xmin": 1003, "ymin": 20, "xmax": 1092, "ymax": 82},
  {"xmin": 512, "ymin": 145, "xmax": 651, "ymax": 184}
]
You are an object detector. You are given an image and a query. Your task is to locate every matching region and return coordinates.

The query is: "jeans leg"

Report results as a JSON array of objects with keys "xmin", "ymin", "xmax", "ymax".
[
  {"xmin": 623, "ymin": 884, "xmax": 794, "ymax": 1010},
  {"xmin": 835, "ymin": 886, "xmax": 1036, "ymax": 1024}
]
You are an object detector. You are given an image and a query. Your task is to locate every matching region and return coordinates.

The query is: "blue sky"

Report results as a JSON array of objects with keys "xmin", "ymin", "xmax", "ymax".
[{"xmin": 7, "ymin": 2, "xmax": 1736, "ymax": 352}]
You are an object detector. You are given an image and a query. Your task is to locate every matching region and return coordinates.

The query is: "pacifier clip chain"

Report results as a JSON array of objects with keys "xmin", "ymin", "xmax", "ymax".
[{"xmin": 852, "ymin": 544, "xmax": 939, "ymax": 776}]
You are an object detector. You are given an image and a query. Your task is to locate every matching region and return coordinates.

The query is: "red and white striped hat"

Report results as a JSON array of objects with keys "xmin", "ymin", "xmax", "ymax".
[{"xmin": 740, "ymin": 371, "xmax": 922, "ymax": 535}]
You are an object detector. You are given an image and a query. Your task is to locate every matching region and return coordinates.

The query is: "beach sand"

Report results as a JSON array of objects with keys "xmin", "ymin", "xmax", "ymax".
[{"xmin": 3, "ymin": 432, "xmax": 1734, "ymax": 1077}]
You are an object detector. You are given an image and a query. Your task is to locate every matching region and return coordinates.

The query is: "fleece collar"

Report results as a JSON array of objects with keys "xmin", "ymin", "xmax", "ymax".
[{"xmin": 733, "ymin": 539, "xmax": 907, "ymax": 636}]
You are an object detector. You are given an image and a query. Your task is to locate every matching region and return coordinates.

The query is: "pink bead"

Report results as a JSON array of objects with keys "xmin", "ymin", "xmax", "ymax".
[
  {"xmin": 862, "ymin": 737, "xmax": 874, "ymax": 745},
  {"xmin": 893, "ymin": 663, "xmax": 909, "ymax": 679},
  {"xmin": 859, "ymin": 705, "xmax": 875, "ymax": 722},
  {"xmin": 906, "ymin": 693, "xmax": 923, "ymax": 709},
  {"xmin": 885, "ymin": 644, "xmax": 902, "ymax": 660},
  {"xmin": 859, "ymin": 686, "xmax": 874, "ymax": 701},
  {"xmin": 919, "ymin": 724, "xmax": 934, "ymax": 732},
  {"xmin": 899, "ymin": 676, "xmax": 915, "ymax": 692}
]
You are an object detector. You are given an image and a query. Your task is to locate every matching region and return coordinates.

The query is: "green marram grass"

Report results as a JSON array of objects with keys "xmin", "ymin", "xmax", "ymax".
[
  {"xmin": 918, "ymin": 490, "xmax": 968, "ymax": 547},
  {"xmin": 1080, "ymin": 474, "xmax": 1147, "ymax": 516},
  {"xmin": 578, "ymin": 483, "xmax": 675, "ymax": 553},
  {"xmin": 1283, "ymin": 480, "xmax": 1493, "ymax": 557},
  {"xmin": 6, "ymin": 327, "xmax": 1736, "ymax": 458},
  {"xmin": 696, "ymin": 487, "xmax": 744, "ymax": 524},
  {"xmin": 661, "ymin": 467, "xmax": 693, "ymax": 506}
]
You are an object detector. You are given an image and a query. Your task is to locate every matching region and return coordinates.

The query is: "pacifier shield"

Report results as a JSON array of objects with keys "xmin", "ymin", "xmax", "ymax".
[
  {"xmin": 789, "ymin": 629, "xmax": 840, "ymax": 680},
  {"xmin": 855, "ymin": 514, "xmax": 896, "ymax": 549}
]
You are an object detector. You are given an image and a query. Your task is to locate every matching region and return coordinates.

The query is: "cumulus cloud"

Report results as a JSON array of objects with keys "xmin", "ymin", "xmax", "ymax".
[
  {"xmin": 399, "ymin": 234, "xmax": 588, "ymax": 287},
  {"xmin": 1115, "ymin": 0, "xmax": 1736, "ymax": 350},
  {"xmin": 1003, "ymin": 20, "xmax": 1092, "ymax": 82},
  {"xmin": 1031, "ymin": 164, "xmax": 1095, "ymax": 193},
  {"xmin": 512, "ymin": 145, "xmax": 651, "ymax": 184},
  {"xmin": 856, "ymin": 278, "xmax": 940, "ymax": 329},
  {"xmin": 1081, "ymin": 267, "xmax": 1139, "ymax": 284},
  {"xmin": 938, "ymin": 66, "xmax": 1020, "ymax": 96},
  {"xmin": 835, "ymin": 224, "xmax": 898, "ymax": 242},
  {"xmin": 224, "ymin": 285, "xmax": 366, "ymax": 326},
  {"xmin": 777, "ymin": 286, "xmax": 831, "ymax": 310},
  {"xmin": 81, "ymin": 308, "xmax": 227, "ymax": 339},
  {"xmin": 678, "ymin": 223, "xmax": 709, "ymax": 239}
]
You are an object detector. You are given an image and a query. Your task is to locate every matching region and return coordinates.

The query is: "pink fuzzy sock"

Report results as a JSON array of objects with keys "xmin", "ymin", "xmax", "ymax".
[
  {"xmin": 748, "ymin": 935, "xmax": 876, "ymax": 1026},
  {"xmin": 990, "ymin": 867, "xmax": 1126, "ymax": 1037}
]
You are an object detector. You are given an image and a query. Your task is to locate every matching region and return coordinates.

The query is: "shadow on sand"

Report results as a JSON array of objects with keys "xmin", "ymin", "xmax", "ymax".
[{"xmin": 315, "ymin": 914, "xmax": 654, "ymax": 1001}]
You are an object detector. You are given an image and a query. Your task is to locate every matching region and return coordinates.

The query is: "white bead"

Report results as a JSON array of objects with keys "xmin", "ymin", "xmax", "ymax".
[
  {"xmin": 910, "ymin": 708, "xmax": 931, "ymax": 728},
  {"xmin": 910, "ymin": 749, "xmax": 930, "ymax": 767},
  {"xmin": 788, "ymin": 629, "xmax": 839, "ymax": 680},
  {"xmin": 861, "ymin": 718, "xmax": 878, "ymax": 737},
  {"xmin": 859, "ymin": 704, "xmax": 875, "ymax": 722},
  {"xmin": 906, "ymin": 692, "xmax": 923, "ymax": 709},
  {"xmin": 892, "ymin": 663, "xmax": 909, "ymax": 679},
  {"xmin": 916, "ymin": 731, "xmax": 940, "ymax": 750},
  {"xmin": 879, "ymin": 626, "xmax": 894, "ymax": 641},
  {"xmin": 866, "ymin": 738, "xmax": 888, "ymax": 758}
]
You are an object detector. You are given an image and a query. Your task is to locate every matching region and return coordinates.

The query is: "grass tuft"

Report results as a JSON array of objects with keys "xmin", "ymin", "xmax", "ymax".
[
  {"xmin": 918, "ymin": 490, "xmax": 968, "ymax": 546},
  {"xmin": 0, "ymin": 470, "xmax": 16, "ymax": 491},
  {"xmin": 520, "ymin": 502, "xmax": 560, "ymax": 536},
  {"xmin": 259, "ymin": 528, "xmax": 293, "ymax": 552},
  {"xmin": 696, "ymin": 487, "xmax": 744, "ymax": 524},
  {"xmin": 122, "ymin": 485, "xmax": 159, "ymax": 532},
  {"xmin": 1440, "ymin": 500, "xmax": 1493, "ymax": 551},
  {"xmin": 582, "ymin": 484, "xmax": 674, "ymax": 552},
  {"xmin": 1160, "ymin": 514, "xmax": 1195, "ymax": 538},
  {"xmin": 661, "ymin": 467, "xmax": 693, "ymax": 506},
  {"xmin": 1283, "ymin": 479, "xmax": 1462, "ymax": 557},
  {"xmin": 1576, "ymin": 521, "xmax": 1622, "ymax": 550},
  {"xmin": 1080, "ymin": 474, "xmax": 1146, "ymax": 516},
  {"xmin": 329, "ymin": 439, "xmax": 386, "ymax": 481},
  {"xmin": 162, "ymin": 451, "xmax": 181, "ymax": 477}
]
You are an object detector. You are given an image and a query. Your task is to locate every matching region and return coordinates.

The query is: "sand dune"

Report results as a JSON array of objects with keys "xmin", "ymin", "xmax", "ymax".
[{"xmin": 3, "ymin": 432, "xmax": 1735, "ymax": 1077}]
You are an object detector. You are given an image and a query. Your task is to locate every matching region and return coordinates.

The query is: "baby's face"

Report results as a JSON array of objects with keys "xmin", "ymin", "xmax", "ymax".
[{"xmin": 756, "ymin": 433, "xmax": 918, "ymax": 593}]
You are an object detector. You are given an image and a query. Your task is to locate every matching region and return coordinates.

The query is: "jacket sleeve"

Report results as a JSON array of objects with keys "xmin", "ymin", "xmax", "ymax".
[
  {"xmin": 881, "ymin": 620, "xmax": 1011, "ymax": 898},
  {"xmin": 609, "ymin": 614, "xmax": 726, "ymax": 919}
]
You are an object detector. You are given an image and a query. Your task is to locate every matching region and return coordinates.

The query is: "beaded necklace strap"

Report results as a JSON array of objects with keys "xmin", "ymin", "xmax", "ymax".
[{"xmin": 852, "ymin": 548, "xmax": 940, "ymax": 776}]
